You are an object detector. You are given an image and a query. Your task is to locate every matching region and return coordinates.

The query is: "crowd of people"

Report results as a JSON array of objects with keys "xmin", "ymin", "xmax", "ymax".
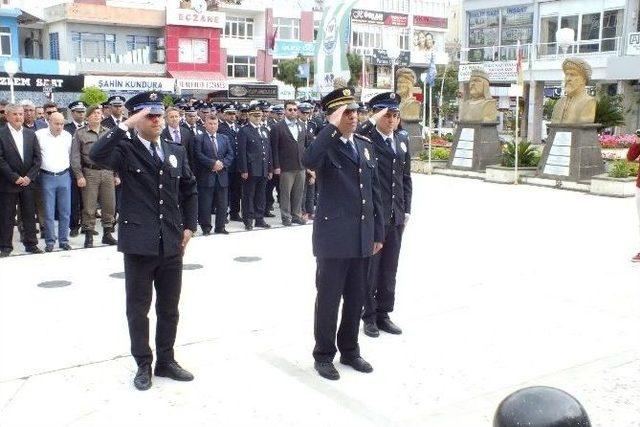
[{"xmin": 0, "ymin": 94, "xmax": 388, "ymax": 256}]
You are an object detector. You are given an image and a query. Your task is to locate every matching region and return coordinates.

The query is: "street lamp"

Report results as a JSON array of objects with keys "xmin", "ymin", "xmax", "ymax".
[
  {"xmin": 384, "ymin": 33, "xmax": 401, "ymax": 90},
  {"xmin": 4, "ymin": 59, "xmax": 19, "ymax": 103},
  {"xmin": 556, "ymin": 28, "xmax": 575, "ymax": 55}
]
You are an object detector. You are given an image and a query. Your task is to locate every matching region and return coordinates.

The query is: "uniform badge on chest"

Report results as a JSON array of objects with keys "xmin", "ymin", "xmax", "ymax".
[
  {"xmin": 169, "ymin": 154, "xmax": 178, "ymax": 168},
  {"xmin": 364, "ymin": 147, "xmax": 370, "ymax": 161},
  {"xmin": 400, "ymin": 142, "xmax": 407, "ymax": 153}
]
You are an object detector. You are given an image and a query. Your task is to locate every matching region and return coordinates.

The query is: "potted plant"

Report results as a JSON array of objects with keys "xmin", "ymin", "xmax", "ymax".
[
  {"xmin": 590, "ymin": 159, "xmax": 637, "ymax": 197},
  {"xmin": 485, "ymin": 140, "xmax": 541, "ymax": 184}
]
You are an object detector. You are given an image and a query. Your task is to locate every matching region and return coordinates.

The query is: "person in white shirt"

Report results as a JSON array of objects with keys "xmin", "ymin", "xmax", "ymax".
[{"xmin": 35, "ymin": 112, "xmax": 73, "ymax": 252}]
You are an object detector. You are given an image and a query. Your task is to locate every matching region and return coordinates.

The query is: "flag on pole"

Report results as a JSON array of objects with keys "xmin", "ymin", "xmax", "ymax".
[
  {"xmin": 426, "ymin": 52, "xmax": 437, "ymax": 88},
  {"xmin": 516, "ymin": 39, "xmax": 524, "ymax": 88},
  {"xmin": 314, "ymin": 0, "xmax": 360, "ymax": 95}
]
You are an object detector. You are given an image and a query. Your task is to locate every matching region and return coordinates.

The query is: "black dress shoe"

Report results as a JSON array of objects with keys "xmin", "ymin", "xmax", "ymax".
[
  {"xmin": 314, "ymin": 361, "xmax": 340, "ymax": 380},
  {"xmin": 363, "ymin": 322, "xmax": 380, "ymax": 338},
  {"xmin": 377, "ymin": 318, "xmax": 402, "ymax": 335},
  {"xmin": 134, "ymin": 365, "xmax": 152, "ymax": 391},
  {"xmin": 264, "ymin": 212, "xmax": 276, "ymax": 218},
  {"xmin": 339, "ymin": 356, "xmax": 373, "ymax": 373},
  {"xmin": 45, "ymin": 244, "xmax": 54, "ymax": 253},
  {"xmin": 0, "ymin": 250, "xmax": 11, "ymax": 258},
  {"xmin": 59, "ymin": 243, "xmax": 72, "ymax": 251},
  {"xmin": 154, "ymin": 361, "xmax": 194, "ymax": 382},
  {"xmin": 214, "ymin": 228, "xmax": 229, "ymax": 235},
  {"xmin": 102, "ymin": 232, "xmax": 117, "ymax": 245},
  {"xmin": 244, "ymin": 223, "xmax": 254, "ymax": 231},
  {"xmin": 292, "ymin": 217, "xmax": 308, "ymax": 225},
  {"xmin": 25, "ymin": 246, "xmax": 43, "ymax": 254},
  {"xmin": 254, "ymin": 220, "xmax": 271, "ymax": 228},
  {"xmin": 230, "ymin": 214, "xmax": 243, "ymax": 222},
  {"xmin": 69, "ymin": 228, "xmax": 79, "ymax": 237},
  {"xmin": 282, "ymin": 219, "xmax": 292, "ymax": 227},
  {"xmin": 202, "ymin": 228, "xmax": 212, "ymax": 236}
]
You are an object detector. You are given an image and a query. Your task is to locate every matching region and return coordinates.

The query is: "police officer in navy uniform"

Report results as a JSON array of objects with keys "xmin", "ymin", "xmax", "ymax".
[
  {"xmin": 101, "ymin": 95, "xmax": 126, "ymax": 129},
  {"xmin": 89, "ymin": 91, "xmax": 198, "ymax": 391},
  {"xmin": 237, "ymin": 104, "xmax": 273, "ymax": 230},
  {"xmin": 218, "ymin": 104, "xmax": 243, "ymax": 222},
  {"xmin": 357, "ymin": 92, "xmax": 412, "ymax": 337},
  {"xmin": 302, "ymin": 87, "xmax": 384, "ymax": 381}
]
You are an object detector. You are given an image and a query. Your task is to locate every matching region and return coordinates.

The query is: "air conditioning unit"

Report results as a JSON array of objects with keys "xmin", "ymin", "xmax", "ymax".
[{"xmin": 156, "ymin": 49, "xmax": 166, "ymax": 63}]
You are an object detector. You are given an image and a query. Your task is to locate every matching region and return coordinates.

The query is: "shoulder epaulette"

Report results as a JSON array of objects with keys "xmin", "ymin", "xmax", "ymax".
[{"xmin": 355, "ymin": 133, "xmax": 372, "ymax": 142}]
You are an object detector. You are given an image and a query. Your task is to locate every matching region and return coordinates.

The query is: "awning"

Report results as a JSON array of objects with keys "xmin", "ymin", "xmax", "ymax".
[{"xmin": 171, "ymin": 71, "xmax": 228, "ymax": 91}]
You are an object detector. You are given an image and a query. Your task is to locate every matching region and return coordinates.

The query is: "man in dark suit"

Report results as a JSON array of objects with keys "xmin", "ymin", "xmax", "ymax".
[
  {"xmin": 271, "ymin": 100, "xmax": 311, "ymax": 226},
  {"xmin": 64, "ymin": 101, "xmax": 87, "ymax": 237},
  {"xmin": 181, "ymin": 106, "xmax": 205, "ymax": 138},
  {"xmin": 237, "ymin": 104, "xmax": 273, "ymax": 230},
  {"xmin": 357, "ymin": 92, "xmax": 412, "ymax": 338},
  {"xmin": 193, "ymin": 114, "xmax": 234, "ymax": 235},
  {"xmin": 302, "ymin": 88, "xmax": 384, "ymax": 381},
  {"xmin": 89, "ymin": 91, "xmax": 198, "ymax": 391},
  {"xmin": 101, "ymin": 95, "xmax": 126, "ymax": 129},
  {"xmin": 35, "ymin": 102, "xmax": 58, "ymax": 131},
  {"xmin": 261, "ymin": 102, "xmax": 278, "ymax": 217},
  {"xmin": 218, "ymin": 104, "xmax": 242, "ymax": 222},
  {"xmin": 0, "ymin": 103, "xmax": 43, "ymax": 256},
  {"xmin": 162, "ymin": 106, "xmax": 195, "ymax": 169}
]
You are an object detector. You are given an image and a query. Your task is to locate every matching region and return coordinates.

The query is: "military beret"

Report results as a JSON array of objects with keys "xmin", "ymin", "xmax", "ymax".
[
  {"xmin": 107, "ymin": 95, "xmax": 126, "ymax": 106},
  {"xmin": 321, "ymin": 87, "xmax": 359, "ymax": 112},
  {"xmin": 68, "ymin": 101, "xmax": 86, "ymax": 111},
  {"xmin": 368, "ymin": 92, "xmax": 401, "ymax": 111},
  {"xmin": 124, "ymin": 91, "xmax": 164, "ymax": 115}
]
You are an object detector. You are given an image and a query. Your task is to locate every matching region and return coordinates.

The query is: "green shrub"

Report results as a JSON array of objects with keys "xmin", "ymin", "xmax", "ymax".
[
  {"xmin": 608, "ymin": 160, "xmax": 638, "ymax": 178},
  {"xmin": 418, "ymin": 147, "xmax": 450, "ymax": 161},
  {"xmin": 501, "ymin": 140, "xmax": 540, "ymax": 167},
  {"xmin": 78, "ymin": 86, "xmax": 108, "ymax": 106}
]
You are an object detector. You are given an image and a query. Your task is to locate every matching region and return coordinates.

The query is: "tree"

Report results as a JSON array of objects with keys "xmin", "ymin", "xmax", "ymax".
[
  {"xmin": 595, "ymin": 90, "xmax": 625, "ymax": 132},
  {"xmin": 346, "ymin": 53, "xmax": 362, "ymax": 87},
  {"xmin": 79, "ymin": 86, "xmax": 108, "ymax": 106},
  {"xmin": 276, "ymin": 57, "xmax": 306, "ymax": 90},
  {"xmin": 163, "ymin": 95, "xmax": 174, "ymax": 107},
  {"xmin": 543, "ymin": 98, "xmax": 557, "ymax": 120}
]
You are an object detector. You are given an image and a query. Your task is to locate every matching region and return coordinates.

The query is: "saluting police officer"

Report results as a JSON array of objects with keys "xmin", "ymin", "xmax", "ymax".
[
  {"xmin": 302, "ymin": 88, "xmax": 384, "ymax": 381},
  {"xmin": 357, "ymin": 92, "xmax": 412, "ymax": 338},
  {"xmin": 89, "ymin": 91, "xmax": 198, "ymax": 391}
]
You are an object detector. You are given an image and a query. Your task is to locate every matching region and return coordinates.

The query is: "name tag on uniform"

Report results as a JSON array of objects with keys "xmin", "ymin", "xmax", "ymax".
[{"xmin": 169, "ymin": 154, "xmax": 178, "ymax": 168}]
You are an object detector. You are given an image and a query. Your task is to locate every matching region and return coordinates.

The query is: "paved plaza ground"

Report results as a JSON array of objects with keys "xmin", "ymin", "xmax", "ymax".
[{"xmin": 1, "ymin": 174, "xmax": 640, "ymax": 426}]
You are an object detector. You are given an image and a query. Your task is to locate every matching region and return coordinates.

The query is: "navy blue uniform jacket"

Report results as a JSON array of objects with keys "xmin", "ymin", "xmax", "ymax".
[
  {"xmin": 358, "ymin": 120, "xmax": 412, "ymax": 227},
  {"xmin": 89, "ymin": 126, "xmax": 198, "ymax": 257},
  {"xmin": 193, "ymin": 132, "xmax": 234, "ymax": 188},
  {"xmin": 237, "ymin": 123, "xmax": 273, "ymax": 178},
  {"xmin": 217, "ymin": 121, "xmax": 239, "ymax": 173},
  {"xmin": 302, "ymin": 123, "xmax": 384, "ymax": 259}
]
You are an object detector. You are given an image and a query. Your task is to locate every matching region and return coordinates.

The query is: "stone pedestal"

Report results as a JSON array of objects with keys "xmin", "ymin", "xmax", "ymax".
[
  {"xmin": 538, "ymin": 123, "xmax": 603, "ymax": 181},
  {"xmin": 401, "ymin": 120, "xmax": 424, "ymax": 155},
  {"xmin": 447, "ymin": 121, "xmax": 501, "ymax": 171}
]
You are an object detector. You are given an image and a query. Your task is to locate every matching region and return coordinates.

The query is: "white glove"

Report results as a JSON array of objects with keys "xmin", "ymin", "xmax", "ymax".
[{"xmin": 404, "ymin": 213, "xmax": 410, "ymax": 224}]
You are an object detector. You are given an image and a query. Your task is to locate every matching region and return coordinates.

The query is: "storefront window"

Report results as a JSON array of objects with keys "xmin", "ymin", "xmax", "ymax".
[
  {"xmin": 227, "ymin": 56, "xmax": 256, "ymax": 78},
  {"xmin": 178, "ymin": 38, "xmax": 208, "ymax": 64}
]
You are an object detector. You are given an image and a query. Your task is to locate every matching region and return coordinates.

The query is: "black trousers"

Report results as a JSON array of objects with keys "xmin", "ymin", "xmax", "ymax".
[
  {"xmin": 0, "ymin": 189, "xmax": 38, "ymax": 251},
  {"xmin": 303, "ymin": 181, "xmax": 316, "ymax": 215},
  {"xmin": 228, "ymin": 172, "xmax": 242, "ymax": 217},
  {"xmin": 265, "ymin": 174, "xmax": 279, "ymax": 211},
  {"xmin": 197, "ymin": 182, "xmax": 228, "ymax": 231},
  {"xmin": 363, "ymin": 223, "xmax": 404, "ymax": 323},
  {"xmin": 242, "ymin": 176, "xmax": 266, "ymax": 222},
  {"xmin": 124, "ymin": 251, "xmax": 183, "ymax": 367},
  {"xmin": 313, "ymin": 257, "xmax": 369, "ymax": 362},
  {"xmin": 70, "ymin": 172, "xmax": 82, "ymax": 230}
]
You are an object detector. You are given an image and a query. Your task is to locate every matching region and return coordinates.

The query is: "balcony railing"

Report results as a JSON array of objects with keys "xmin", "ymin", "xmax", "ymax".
[{"xmin": 460, "ymin": 37, "xmax": 622, "ymax": 63}]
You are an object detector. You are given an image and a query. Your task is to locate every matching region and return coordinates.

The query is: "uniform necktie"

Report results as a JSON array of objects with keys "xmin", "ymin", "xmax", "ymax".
[
  {"xmin": 150, "ymin": 142, "xmax": 163, "ymax": 169},
  {"xmin": 386, "ymin": 137, "xmax": 395, "ymax": 154},
  {"xmin": 210, "ymin": 133, "xmax": 218, "ymax": 157},
  {"xmin": 349, "ymin": 140, "xmax": 359, "ymax": 161},
  {"xmin": 173, "ymin": 128, "xmax": 181, "ymax": 144}
]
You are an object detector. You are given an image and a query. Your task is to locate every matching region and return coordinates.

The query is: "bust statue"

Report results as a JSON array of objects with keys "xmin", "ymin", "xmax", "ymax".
[
  {"xmin": 396, "ymin": 67, "xmax": 422, "ymax": 122},
  {"xmin": 551, "ymin": 58, "xmax": 596, "ymax": 124},
  {"xmin": 459, "ymin": 69, "xmax": 497, "ymax": 122}
]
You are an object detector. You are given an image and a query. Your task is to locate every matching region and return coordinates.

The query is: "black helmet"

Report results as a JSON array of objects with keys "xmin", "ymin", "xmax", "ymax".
[{"xmin": 494, "ymin": 386, "xmax": 591, "ymax": 427}]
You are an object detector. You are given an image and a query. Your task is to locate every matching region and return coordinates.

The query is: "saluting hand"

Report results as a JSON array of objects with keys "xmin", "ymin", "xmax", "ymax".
[
  {"xmin": 181, "ymin": 229, "xmax": 193, "ymax": 254},
  {"xmin": 328, "ymin": 105, "xmax": 347, "ymax": 127},
  {"xmin": 370, "ymin": 107, "xmax": 389, "ymax": 124},
  {"xmin": 373, "ymin": 242, "xmax": 383, "ymax": 255},
  {"xmin": 123, "ymin": 107, "xmax": 151, "ymax": 128}
]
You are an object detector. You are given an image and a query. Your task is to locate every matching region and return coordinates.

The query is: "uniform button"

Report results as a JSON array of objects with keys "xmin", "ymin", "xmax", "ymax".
[
  {"xmin": 392, "ymin": 195, "xmax": 395, "ymax": 199},
  {"xmin": 159, "ymin": 184, "xmax": 163, "ymax": 189},
  {"xmin": 136, "ymin": 169, "xmax": 141, "ymax": 173},
  {"xmin": 159, "ymin": 214, "xmax": 163, "ymax": 219},
  {"xmin": 392, "ymin": 170, "xmax": 395, "ymax": 174},
  {"xmin": 360, "ymin": 184, "xmax": 363, "ymax": 189},
  {"xmin": 124, "ymin": 220, "xmax": 128, "ymax": 224},
  {"xmin": 160, "ymin": 200, "xmax": 164, "ymax": 205},
  {"xmin": 393, "ymin": 159, "xmax": 396, "ymax": 163},
  {"xmin": 359, "ymin": 168, "xmax": 362, "ymax": 173},
  {"xmin": 361, "ymin": 215, "xmax": 365, "ymax": 220},
  {"xmin": 392, "ymin": 183, "xmax": 396, "ymax": 187},
  {"xmin": 159, "ymin": 170, "xmax": 164, "ymax": 175},
  {"xmin": 324, "ymin": 216, "xmax": 328, "ymax": 220},
  {"xmin": 362, "ymin": 199, "xmax": 366, "ymax": 204}
]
